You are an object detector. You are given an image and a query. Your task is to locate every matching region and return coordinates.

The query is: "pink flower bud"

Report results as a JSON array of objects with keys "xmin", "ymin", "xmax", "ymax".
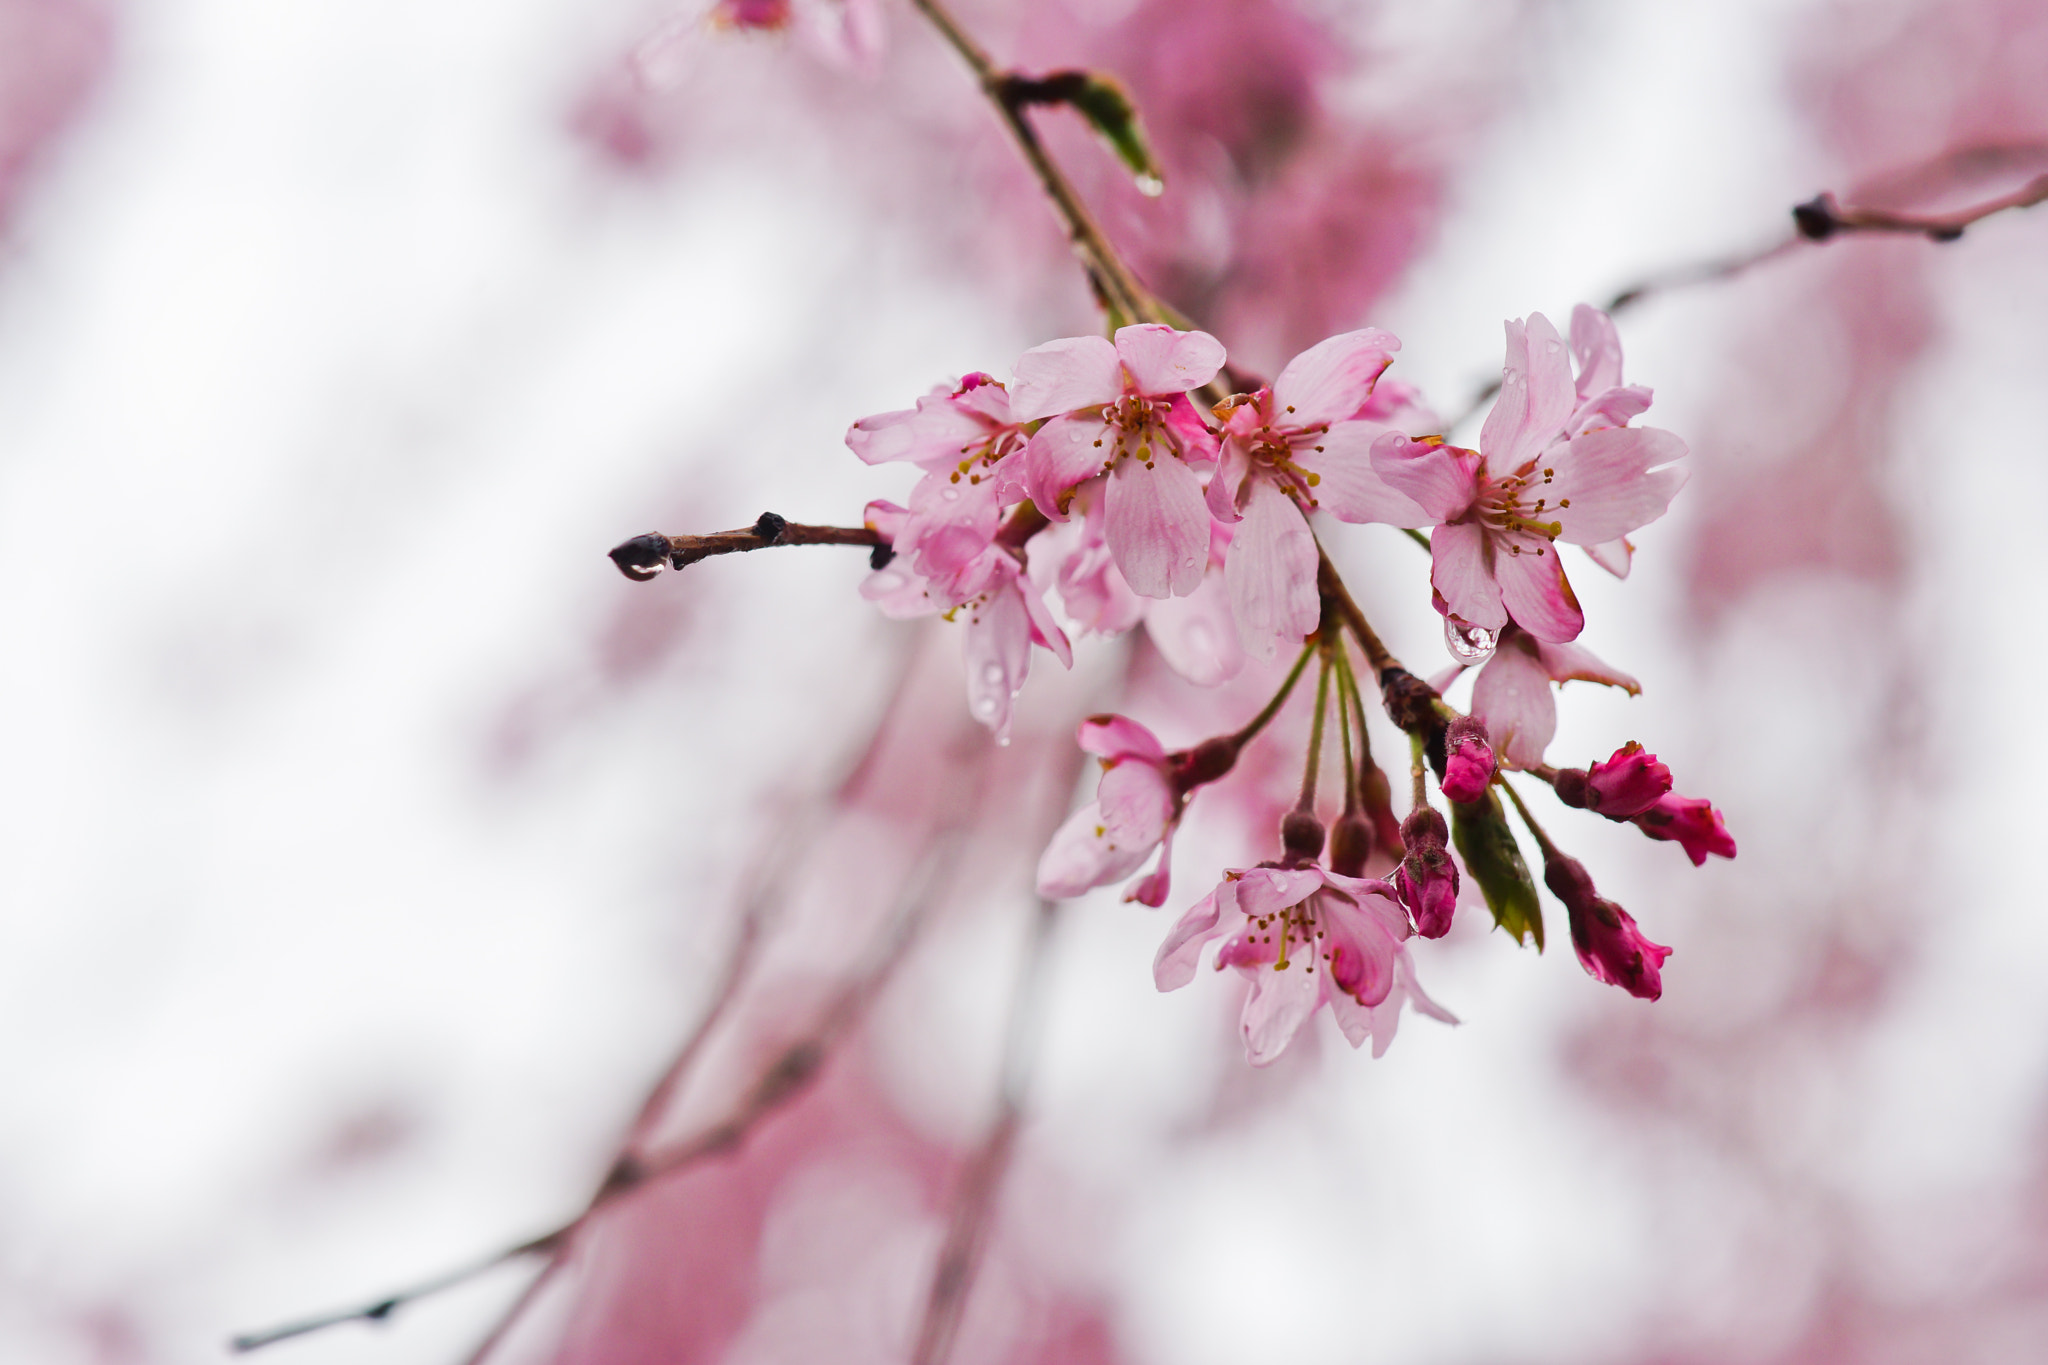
[
  {"xmin": 1327, "ymin": 811, "xmax": 1374, "ymax": 877},
  {"xmin": 1634, "ymin": 793, "xmax": 1736, "ymax": 866},
  {"xmin": 1554, "ymin": 742, "xmax": 1670, "ymax": 818},
  {"xmin": 1394, "ymin": 807, "xmax": 1459, "ymax": 938},
  {"xmin": 1440, "ymin": 716, "xmax": 1496, "ymax": 804},
  {"xmin": 1542, "ymin": 852, "xmax": 1671, "ymax": 1000}
]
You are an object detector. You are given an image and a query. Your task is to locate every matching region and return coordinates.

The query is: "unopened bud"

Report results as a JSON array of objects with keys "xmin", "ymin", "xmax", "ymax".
[
  {"xmin": 1395, "ymin": 807, "xmax": 1459, "ymax": 938},
  {"xmin": 1542, "ymin": 850, "xmax": 1671, "ymax": 1000},
  {"xmin": 1280, "ymin": 809, "xmax": 1326, "ymax": 864},
  {"xmin": 1440, "ymin": 716, "xmax": 1496, "ymax": 804},
  {"xmin": 1328, "ymin": 811, "xmax": 1374, "ymax": 877},
  {"xmin": 1633, "ymin": 793, "xmax": 1736, "ymax": 866}
]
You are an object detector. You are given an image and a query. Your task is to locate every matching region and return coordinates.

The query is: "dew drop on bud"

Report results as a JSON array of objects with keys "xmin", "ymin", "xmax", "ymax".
[
  {"xmin": 1443, "ymin": 616, "xmax": 1499, "ymax": 663},
  {"xmin": 1134, "ymin": 173, "xmax": 1165, "ymax": 197}
]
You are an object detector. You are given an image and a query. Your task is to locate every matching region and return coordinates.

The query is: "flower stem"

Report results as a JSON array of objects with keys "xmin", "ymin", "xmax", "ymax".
[
  {"xmin": 1496, "ymin": 775, "xmax": 1561, "ymax": 861},
  {"xmin": 1228, "ymin": 641, "xmax": 1316, "ymax": 749},
  {"xmin": 1298, "ymin": 647, "xmax": 1334, "ymax": 810},
  {"xmin": 1332, "ymin": 649, "xmax": 1361, "ymax": 813}
]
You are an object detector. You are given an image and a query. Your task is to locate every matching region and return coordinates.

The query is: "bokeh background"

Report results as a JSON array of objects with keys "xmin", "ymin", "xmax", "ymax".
[{"xmin": 3, "ymin": 0, "xmax": 2047, "ymax": 1362}]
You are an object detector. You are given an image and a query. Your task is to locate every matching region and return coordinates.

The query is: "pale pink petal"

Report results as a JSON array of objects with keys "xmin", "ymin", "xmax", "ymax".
[
  {"xmin": 1298, "ymin": 422, "xmax": 1432, "ymax": 525},
  {"xmin": 1036, "ymin": 801, "xmax": 1156, "ymax": 899},
  {"xmin": 1018, "ymin": 574, "xmax": 1073, "ymax": 668},
  {"xmin": 1124, "ymin": 822, "xmax": 1176, "ymax": 907},
  {"xmin": 1395, "ymin": 949, "xmax": 1458, "ymax": 1024},
  {"xmin": 1163, "ymin": 393, "xmax": 1220, "ymax": 464},
  {"xmin": 1569, "ymin": 303, "xmax": 1623, "ymax": 398},
  {"xmin": 1270, "ymin": 328, "xmax": 1400, "ymax": 427},
  {"xmin": 1206, "ymin": 437, "xmax": 1252, "ymax": 523},
  {"xmin": 1531, "ymin": 637, "xmax": 1641, "ymax": 694},
  {"xmin": 1232, "ymin": 866, "xmax": 1324, "ymax": 917},
  {"xmin": 1142, "ymin": 572, "xmax": 1244, "ymax": 685},
  {"xmin": 847, "ymin": 397, "xmax": 985, "ymax": 469},
  {"xmin": 1098, "ymin": 761, "xmax": 1173, "ymax": 848},
  {"xmin": 1326, "ymin": 977, "xmax": 1373, "ymax": 1050},
  {"xmin": 962, "ymin": 578, "xmax": 1033, "ymax": 740},
  {"xmin": 1364, "ymin": 949, "xmax": 1457, "ymax": 1058},
  {"xmin": 1370, "ymin": 432, "xmax": 1479, "ymax": 523},
  {"xmin": 863, "ymin": 498, "xmax": 911, "ymax": 542},
  {"xmin": 1494, "ymin": 539, "xmax": 1584, "ymax": 643},
  {"xmin": 1105, "ymin": 453, "xmax": 1210, "ymax": 598},
  {"xmin": 1077, "ymin": 714, "xmax": 1166, "ymax": 763},
  {"xmin": 1154, "ymin": 885, "xmax": 1229, "ymax": 991},
  {"xmin": 1224, "ymin": 479, "xmax": 1319, "ymax": 662},
  {"xmin": 1239, "ymin": 954, "xmax": 1321, "ymax": 1066},
  {"xmin": 1548, "ymin": 426, "xmax": 1689, "ymax": 543},
  {"xmin": 1429, "ymin": 521, "xmax": 1506, "ymax": 631},
  {"xmin": 1568, "ymin": 384, "xmax": 1653, "ymax": 437},
  {"xmin": 1583, "ymin": 537, "xmax": 1634, "ymax": 578},
  {"xmin": 1112, "ymin": 324, "xmax": 1226, "ymax": 396},
  {"xmin": 1481, "ymin": 313, "xmax": 1578, "ymax": 469},
  {"xmin": 1023, "ymin": 415, "xmax": 1113, "ymax": 520},
  {"xmin": 1319, "ymin": 889, "xmax": 1401, "ymax": 1007},
  {"xmin": 1471, "ymin": 635, "xmax": 1557, "ymax": 769},
  {"xmin": 859, "ymin": 562, "xmax": 936, "ymax": 619},
  {"xmin": 1012, "ymin": 335, "xmax": 1123, "ymax": 421}
]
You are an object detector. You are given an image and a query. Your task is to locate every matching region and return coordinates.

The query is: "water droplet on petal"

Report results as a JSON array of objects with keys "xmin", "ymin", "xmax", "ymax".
[
  {"xmin": 1544, "ymin": 340, "xmax": 1562, "ymax": 354},
  {"xmin": 870, "ymin": 570, "xmax": 904, "ymax": 591},
  {"xmin": 941, "ymin": 486, "xmax": 960, "ymax": 501},
  {"xmin": 1134, "ymin": 173, "xmax": 1165, "ymax": 197},
  {"xmin": 973, "ymin": 695, "xmax": 999, "ymax": 717},
  {"xmin": 981, "ymin": 662, "xmax": 1006, "ymax": 685},
  {"xmin": 1443, "ymin": 616, "xmax": 1499, "ymax": 663}
]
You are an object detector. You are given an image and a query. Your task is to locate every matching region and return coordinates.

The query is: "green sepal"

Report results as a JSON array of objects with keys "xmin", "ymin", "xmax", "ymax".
[
  {"xmin": 1450, "ymin": 790, "xmax": 1545, "ymax": 949},
  {"xmin": 1068, "ymin": 74, "xmax": 1164, "ymax": 194}
]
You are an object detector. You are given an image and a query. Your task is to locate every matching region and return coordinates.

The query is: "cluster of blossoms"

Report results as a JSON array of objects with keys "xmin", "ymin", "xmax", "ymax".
[
  {"xmin": 837, "ymin": 307, "xmax": 1731, "ymax": 1062},
  {"xmin": 626, "ymin": 305, "xmax": 1735, "ymax": 1067}
]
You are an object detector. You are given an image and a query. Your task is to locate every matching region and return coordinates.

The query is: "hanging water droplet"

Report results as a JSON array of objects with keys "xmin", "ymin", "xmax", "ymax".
[
  {"xmin": 973, "ymin": 695, "xmax": 999, "ymax": 717},
  {"xmin": 1443, "ymin": 616, "xmax": 1499, "ymax": 663},
  {"xmin": 1134, "ymin": 172, "xmax": 1165, "ymax": 197}
]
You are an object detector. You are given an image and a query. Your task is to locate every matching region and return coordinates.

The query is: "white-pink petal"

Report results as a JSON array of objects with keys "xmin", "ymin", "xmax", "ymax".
[
  {"xmin": 1104, "ymin": 453, "xmax": 1210, "ymax": 598},
  {"xmin": 1154, "ymin": 886, "xmax": 1229, "ymax": 991},
  {"xmin": 1077, "ymin": 714, "xmax": 1166, "ymax": 763},
  {"xmin": 1480, "ymin": 313, "xmax": 1577, "ymax": 470},
  {"xmin": 1012, "ymin": 334, "xmax": 1123, "ymax": 421},
  {"xmin": 1224, "ymin": 479, "xmax": 1319, "ymax": 662},
  {"xmin": 1270, "ymin": 328, "xmax": 1400, "ymax": 427},
  {"xmin": 1370, "ymin": 432, "xmax": 1479, "ymax": 523},
  {"xmin": 1429, "ymin": 522, "xmax": 1507, "ymax": 632},
  {"xmin": 1112, "ymin": 324, "xmax": 1226, "ymax": 397},
  {"xmin": 1239, "ymin": 954, "xmax": 1321, "ymax": 1066},
  {"xmin": 1143, "ymin": 571, "xmax": 1245, "ymax": 686},
  {"xmin": 1471, "ymin": 634, "xmax": 1557, "ymax": 769},
  {"xmin": 1548, "ymin": 425, "xmax": 1689, "ymax": 544},
  {"xmin": 1037, "ymin": 801, "xmax": 1158, "ymax": 900},
  {"xmin": 1022, "ymin": 415, "xmax": 1112, "ymax": 520},
  {"xmin": 1493, "ymin": 539, "xmax": 1584, "ymax": 643},
  {"xmin": 1300, "ymin": 422, "xmax": 1433, "ymax": 525}
]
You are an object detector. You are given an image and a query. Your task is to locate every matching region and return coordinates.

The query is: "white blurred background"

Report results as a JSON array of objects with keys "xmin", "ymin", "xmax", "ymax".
[{"xmin": 2, "ymin": 1, "xmax": 2046, "ymax": 1362}]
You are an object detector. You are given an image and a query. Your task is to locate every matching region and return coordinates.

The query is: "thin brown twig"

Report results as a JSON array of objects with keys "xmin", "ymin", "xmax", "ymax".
[
  {"xmin": 905, "ymin": 0, "xmax": 1159, "ymax": 326},
  {"xmin": 609, "ymin": 514, "xmax": 883, "ymax": 581},
  {"xmin": 1792, "ymin": 172, "xmax": 2048, "ymax": 244}
]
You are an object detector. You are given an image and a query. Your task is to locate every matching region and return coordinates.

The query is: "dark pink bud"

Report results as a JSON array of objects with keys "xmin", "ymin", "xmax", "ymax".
[
  {"xmin": 1634, "ymin": 793, "xmax": 1736, "ymax": 866},
  {"xmin": 1577, "ymin": 742, "xmax": 1672, "ymax": 818},
  {"xmin": 1395, "ymin": 807, "xmax": 1459, "ymax": 938},
  {"xmin": 1542, "ymin": 853, "xmax": 1671, "ymax": 1001},
  {"xmin": 1362, "ymin": 764, "xmax": 1405, "ymax": 858},
  {"xmin": 1440, "ymin": 716, "xmax": 1496, "ymax": 804}
]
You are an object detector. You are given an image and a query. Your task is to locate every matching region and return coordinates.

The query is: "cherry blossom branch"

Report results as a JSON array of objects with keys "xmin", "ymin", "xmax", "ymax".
[
  {"xmin": 231, "ymin": 717, "xmax": 985, "ymax": 1357},
  {"xmin": 1791, "ymin": 172, "xmax": 2048, "ymax": 244},
  {"xmin": 905, "ymin": 0, "xmax": 1158, "ymax": 325},
  {"xmin": 608, "ymin": 512, "xmax": 885, "ymax": 581}
]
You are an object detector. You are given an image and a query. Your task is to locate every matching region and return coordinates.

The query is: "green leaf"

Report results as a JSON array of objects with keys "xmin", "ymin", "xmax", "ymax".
[
  {"xmin": 1068, "ymin": 74, "xmax": 1164, "ymax": 195},
  {"xmin": 1451, "ymin": 790, "xmax": 1545, "ymax": 949}
]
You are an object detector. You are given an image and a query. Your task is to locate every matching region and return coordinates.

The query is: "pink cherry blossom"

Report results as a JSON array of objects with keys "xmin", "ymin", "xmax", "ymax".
[
  {"xmin": 1635, "ymin": 793, "xmax": 1737, "ymax": 865},
  {"xmin": 1566, "ymin": 304, "xmax": 1655, "ymax": 578},
  {"xmin": 1036, "ymin": 483, "xmax": 1145, "ymax": 638},
  {"xmin": 1206, "ymin": 329, "xmax": 1433, "ymax": 658},
  {"xmin": 1154, "ymin": 865, "xmax": 1449, "ymax": 1065},
  {"xmin": 1554, "ymin": 742, "xmax": 1672, "ymax": 819},
  {"xmin": 1012, "ymin": 324, "xmax": 1225, "ymax": 599},
  {"xmin": 1439, "ymin": 715, "xmax": 1496, "ymax": 803},
  {"xmin": 1543, "ymin": 851, "xmax": 1671, "ymax": 1000},
  {"xmin": 858, "ymin": 498, "xmax": 1069, "ymax": 743},
  {"xmin": 1370, "ymin": 309, "xmax": 1688, "ymax": 643},
  {"xmin": 1455, "ymin": 625, "xmax": 1641, "ymax": 770},
  {"xmin": 1139, "ymin": 521, "xmax": 1246, "ymax": 686},
  {"xmin": 1037, "ymin": 715, "xmax": 1179, "ymax": 905}
]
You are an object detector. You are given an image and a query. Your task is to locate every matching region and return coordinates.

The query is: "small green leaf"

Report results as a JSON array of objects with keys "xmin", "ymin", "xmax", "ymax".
[
  {"xmin": 1068, "ymin": 74, "xmax": 1164, "ymax": 195},
  {"xmin": 1451, "ymin": 790, "xmax": 1545, "ymax": 949}
]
